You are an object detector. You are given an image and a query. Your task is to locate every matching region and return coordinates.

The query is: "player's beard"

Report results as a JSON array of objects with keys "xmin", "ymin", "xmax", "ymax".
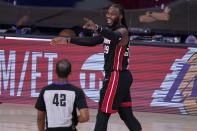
[{"xmin": 107, "ymin": 17, "xmax": 120, "ymax": 29}]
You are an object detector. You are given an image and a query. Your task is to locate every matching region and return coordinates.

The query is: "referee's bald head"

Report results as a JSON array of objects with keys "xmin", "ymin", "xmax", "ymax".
[{"xmin": 56, "ymin": 59, "xmax": 71, "ymax": 78}]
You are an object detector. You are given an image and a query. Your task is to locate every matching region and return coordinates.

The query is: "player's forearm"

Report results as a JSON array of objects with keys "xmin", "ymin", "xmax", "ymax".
[
  {"xmin": 96, "ymin": 26, "xmax": 122, "ymax": 42},
  {"xmin": 70, "ymin": 36, "xmax": 103, "ymax": 46}
]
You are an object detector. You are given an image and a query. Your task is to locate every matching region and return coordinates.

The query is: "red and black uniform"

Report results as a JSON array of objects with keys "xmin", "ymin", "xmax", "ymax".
[
  {"xmin": 101, "ymin": 25, "xmax": 131, "ymax": 113},
  {"xmin": 70, "ymin": 24, "xmax": 142, "ymax": 131}
]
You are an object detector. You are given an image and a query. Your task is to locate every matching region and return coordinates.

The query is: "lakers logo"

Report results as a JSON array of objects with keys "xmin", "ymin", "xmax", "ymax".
[
  {"xmin": 151, "ymin": 48, "xmax": 197, "ymax": 115},
  {"xmin": 179, "ymin": 52, "xmax": 197, "ymax": 115}
]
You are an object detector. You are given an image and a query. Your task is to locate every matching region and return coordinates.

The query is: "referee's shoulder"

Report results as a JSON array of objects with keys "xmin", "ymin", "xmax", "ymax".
[
  {"xmin": 38, "ymin": 84, "xmax": 55, "ymax": 93},
  {"xmin": 42, "ymin": 84, "xmax": 54, "ymax": 90},
  {"xmin": 67, "ymin": 83, "xmax": 83, "ymax": 92}
]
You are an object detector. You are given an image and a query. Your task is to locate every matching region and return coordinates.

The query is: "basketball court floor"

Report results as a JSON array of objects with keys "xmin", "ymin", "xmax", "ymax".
[{"xmin": 0, "ymin": 103, "xmax": 196, "ymax": 131}]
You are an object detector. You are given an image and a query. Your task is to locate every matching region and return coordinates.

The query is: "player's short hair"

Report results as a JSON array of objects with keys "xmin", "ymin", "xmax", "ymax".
[{"xmin": 56, "ymin": 59, "xmax": 71, "ymax": 78}]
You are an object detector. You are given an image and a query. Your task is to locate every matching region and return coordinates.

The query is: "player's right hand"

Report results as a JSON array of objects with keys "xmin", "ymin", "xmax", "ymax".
[
  {"xmin": 83, "ymin": 17, "xmax": 98, "ymax": 31},
  {"xmin": 50, "ymin": 37, "xmax": 70, "ymax": 46}
]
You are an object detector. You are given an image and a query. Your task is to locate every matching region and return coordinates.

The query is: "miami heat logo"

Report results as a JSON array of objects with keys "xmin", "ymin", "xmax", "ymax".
[
  {"xmin": 151, "ymin": 48, "xmax": 197, "ymax": 115},
  {"xmin": 79, "ymin": 53, "xmax": 104, "ymax": 102}
]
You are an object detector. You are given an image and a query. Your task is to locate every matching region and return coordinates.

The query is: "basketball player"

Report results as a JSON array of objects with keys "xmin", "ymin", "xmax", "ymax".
[
  {"xmin": 50, "ymin": 4, "xmax": 142, "ymax": 131},
  {"xmin": 35, "ymin": 59, "xmax": 89, "ymax": 131}
]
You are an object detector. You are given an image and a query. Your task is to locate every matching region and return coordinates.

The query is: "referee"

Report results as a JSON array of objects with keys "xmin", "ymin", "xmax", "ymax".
[{"xmin": 35, "ymin": 59, "xmax": 89, "ymax": 131}]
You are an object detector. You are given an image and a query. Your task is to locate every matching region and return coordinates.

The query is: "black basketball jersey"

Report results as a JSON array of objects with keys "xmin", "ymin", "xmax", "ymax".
[
  {"xmin": 103, "ymin": 25, "xmax": 129, "ymax": 71},
  {"xmin": 35, "ymin": 83, "xmax": 87, "ymax": 130}
]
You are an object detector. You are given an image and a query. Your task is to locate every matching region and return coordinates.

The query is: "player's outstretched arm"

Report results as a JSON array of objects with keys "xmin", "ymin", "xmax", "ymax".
[{"xmin": 50, "ymin": 36, "xmax": 103, "ymax": 46}]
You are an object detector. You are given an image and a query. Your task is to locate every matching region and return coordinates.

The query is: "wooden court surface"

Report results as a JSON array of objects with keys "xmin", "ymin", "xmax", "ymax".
[{"xmin": 0, "ymin": 103, "xmax": 196, "ymax": 131}]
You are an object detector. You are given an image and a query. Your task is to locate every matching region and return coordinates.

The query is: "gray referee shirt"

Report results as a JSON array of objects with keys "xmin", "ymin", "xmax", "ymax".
[{"xmin": 35, "ymin": 83, "xmax": 88, "ymax": 129}]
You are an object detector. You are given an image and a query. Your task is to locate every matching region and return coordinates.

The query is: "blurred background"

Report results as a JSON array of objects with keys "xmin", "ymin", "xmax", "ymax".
[
  {"xmin": 0, "ymin": 0, "xmax": 197, "ymax": 118},
  {"xmin": 0, "ymin": 0, "xmax": 197, "ymax": 46}
]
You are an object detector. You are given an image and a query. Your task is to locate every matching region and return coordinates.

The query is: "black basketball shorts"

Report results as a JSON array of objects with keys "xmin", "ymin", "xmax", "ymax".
[{"xmin": 99, "ymin": 70, "xmax": 133, "ymax": 113}]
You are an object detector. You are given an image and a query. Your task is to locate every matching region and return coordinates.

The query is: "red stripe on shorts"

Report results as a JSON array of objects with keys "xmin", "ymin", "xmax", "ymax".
[{"xmin": 101, "ymin": 71, "xmax": 119, "ymax": 113}]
